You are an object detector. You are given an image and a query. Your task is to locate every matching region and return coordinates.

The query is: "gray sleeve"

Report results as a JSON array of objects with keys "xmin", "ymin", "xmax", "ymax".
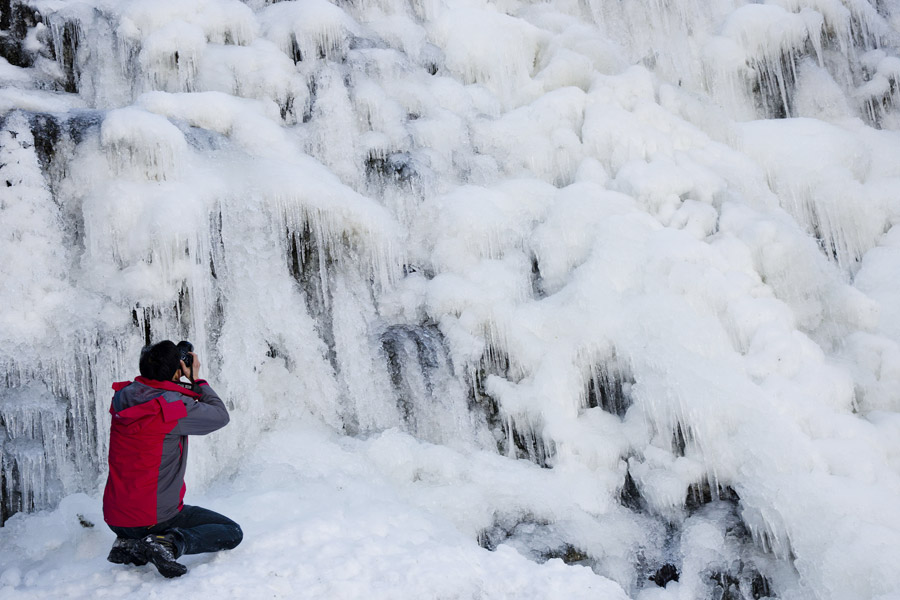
[{"xmin": 170, "ymin": 383, "xmax": 230, "ymax": 436}]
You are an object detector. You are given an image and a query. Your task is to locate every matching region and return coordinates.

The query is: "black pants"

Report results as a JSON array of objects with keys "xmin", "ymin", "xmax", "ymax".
[{"xmin": 108, "ymin": 505, "xmax": 243, "ymax": 557}]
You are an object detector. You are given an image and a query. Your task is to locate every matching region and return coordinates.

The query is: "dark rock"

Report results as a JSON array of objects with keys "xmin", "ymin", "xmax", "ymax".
[
  {"xmin": 478, "ymin": 515, "xmax": 593, "ymax": 569},
  {"xmin": 467, "ymin": 347, "xmax": 508, "ymax": 453},
  {"xmin": 1, "ymin": 0, "xmax": 10, "ymax": 30},
  {"xmin": 585, "ymin": 359, "xmax": 633, "ymax": 418},
  {"xmin": 286, "ymin": 222, "xmax": 337, "ymax": 369},
  {"xmin": 420, "ymin": 42, "xmax": 443, "ymax": 76},
  {"xmin": 673, "ymin": 422, "xmax": 687, "ymax": 456},
  {"xmin": 27, "ymin": 112, "xmax": 61, "ymax": 172},
  {"xmin": 751, "ymin": 571, "xmax": 773, "ymax": 599},
  {"xmin": 365, "ymin": 151, "xmax": 417, "ymax": 183},
  {"xmin": 1, "ymin": 0, "xmax": 43, "ymax": 67},
  {"xmin": 545, "ymin": 543, "xmax": 590, "ymax": 565},
  {"xmin": 302, "ymin": 75, "xmax": 316, "ymax": 122},
  {"xmin": 381, "ymin": 324, "xmax": 442, "ymax": 399},
  {"xmin": 685, "ymin": 480, "xmax": 739, "ymax": 512},
  {"xmin": 750, "ymin": 52, "xmax": 795, "ymax": 119},
  {"xmin": 510, "ymin": 422, "xmax": 553, "ymax": 468},
  {"xmin": 465, "ymin": 344, "xmax": 554, "ymax": 468},
  {"xmin": 530, "ymin": 254, "xmax": 545, "ymax": 299},
  {"xmin": 708, "ymin": 570, "xmax": 742, "ymax": 600},
  {"xmin": 478, "ymin": 513, "xmax": 550, "ymax": 552},
  {"xmin": 65, "ymin": 110, "xmax": 102, "ymax": 145},
  {"xmin": 619, "ymin": 469, "xmax": 645, "ymax": 512},
  {"xmin": 649, "ymin": 563, "xmax": 679, "ymax": 587},
  {"xmin": 348, "ymin": 35, "xmax": 377, "ymax": 51},
  {"xmin": 0, "ymin": 31, "xmax": 28, "ymax": 67},
  {"xmin": 289, "ymin": 33, "xmax": 302, "ymax": 64}
]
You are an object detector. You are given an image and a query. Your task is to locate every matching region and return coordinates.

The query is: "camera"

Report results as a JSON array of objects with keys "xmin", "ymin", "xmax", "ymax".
[{"xmin": 177, "ymin": 341, "xmax": 194, "ymax": 368}]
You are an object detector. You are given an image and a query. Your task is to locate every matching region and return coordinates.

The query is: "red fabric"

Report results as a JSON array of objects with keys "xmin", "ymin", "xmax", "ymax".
[
  {"xmin": 160, "ymin": 396, "xmax": 188, "ymax": 422},
  {"xmin": 103, "ymin": 380, "xmax": 188, "ymax": 527}
]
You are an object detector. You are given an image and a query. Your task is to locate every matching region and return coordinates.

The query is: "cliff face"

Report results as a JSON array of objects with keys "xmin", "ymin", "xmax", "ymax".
[{"xmin": 2, "ymin": 0, "xmax": 900, "ymax": 597}]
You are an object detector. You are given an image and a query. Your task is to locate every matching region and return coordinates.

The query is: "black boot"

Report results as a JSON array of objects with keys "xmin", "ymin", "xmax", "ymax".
[
  {"xmin": 107, "ymin": 537, "xmax": 148, "ymax": 566},
  {"xmin": 136, "ymin": 533, "xmax": 187, "ymax": 578}
]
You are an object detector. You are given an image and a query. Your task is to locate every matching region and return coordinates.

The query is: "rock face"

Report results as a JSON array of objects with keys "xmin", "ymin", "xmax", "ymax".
[{"xmin": 2, "ymin": 0, "xmax": 900, "ymax": 598}]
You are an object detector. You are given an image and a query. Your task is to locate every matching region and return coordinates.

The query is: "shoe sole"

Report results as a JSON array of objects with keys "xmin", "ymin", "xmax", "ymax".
[
  {"xmin": 135, "ymin": 542, "xmax": 188, "ymax": 578},
  {"xmin": 108, "ymin": 544, "xmax": 148, "ymax": 566}
]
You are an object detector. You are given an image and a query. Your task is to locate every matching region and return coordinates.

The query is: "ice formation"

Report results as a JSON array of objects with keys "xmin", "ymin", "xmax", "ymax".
[{"xmin": 1, "ymin": 0, "xmax": 900, "ymax": 598}]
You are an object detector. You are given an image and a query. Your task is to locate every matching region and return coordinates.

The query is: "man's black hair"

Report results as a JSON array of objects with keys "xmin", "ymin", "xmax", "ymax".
[{"xmin": 139, "ymin": 340, "xmax": 181, "ymax": 381}]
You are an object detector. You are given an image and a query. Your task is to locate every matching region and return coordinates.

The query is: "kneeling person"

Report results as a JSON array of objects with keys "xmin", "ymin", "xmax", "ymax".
[{"xmin": 103, "ymin": 340, "xmax": 242, "ymax": 577}]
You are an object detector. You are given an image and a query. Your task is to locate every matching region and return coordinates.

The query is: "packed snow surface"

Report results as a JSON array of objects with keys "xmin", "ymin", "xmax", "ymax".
[{"xmin": 1, "ymin": 0, "xmax": 900, "ymax": 599}]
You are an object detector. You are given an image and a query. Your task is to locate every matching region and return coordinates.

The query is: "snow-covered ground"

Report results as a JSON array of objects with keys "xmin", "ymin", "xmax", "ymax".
[
  {"xmin": 1, "ymin": 425, "xmax": 634, "ymax": 599},
  {"xmin": 2, "ymin": 0, "xmax": 900, "ymax": 598}
]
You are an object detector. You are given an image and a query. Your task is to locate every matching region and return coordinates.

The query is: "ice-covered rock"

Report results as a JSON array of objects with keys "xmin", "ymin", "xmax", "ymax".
[{"xmin": 2, "ymin": 0, "xmax": 900, "ymax": 598}]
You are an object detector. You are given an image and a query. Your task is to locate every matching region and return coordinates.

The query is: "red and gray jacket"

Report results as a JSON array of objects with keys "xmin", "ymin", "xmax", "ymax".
[{"xmin": 102, "ymin": 377, "xmax": 229, "ymax": 527}]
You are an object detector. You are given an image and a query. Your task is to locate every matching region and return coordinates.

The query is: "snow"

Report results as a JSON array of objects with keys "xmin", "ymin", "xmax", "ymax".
[
  {"xmin": 0, "ymin": 426, "xmax": 632, "ymax": 599},
  {"xmin": 100, "ymin": 106, "xmax": 189, "ymax": 181},
  {"xmin": 430, "ymin": 6, "xmax": 545, "ymax": 106},
  {"xmin": 1, "ymin": 0, "xmax": 900, "ymax": 598},
  {"xmin": 259, "ymin": 0, "xmax": 358, "ymax": 64}
]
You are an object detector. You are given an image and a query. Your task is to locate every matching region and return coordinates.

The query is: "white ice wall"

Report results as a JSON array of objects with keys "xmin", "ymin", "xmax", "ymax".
[{"xmin": 2, "ymin": 0, "xmax": 900, "ymax": 598}]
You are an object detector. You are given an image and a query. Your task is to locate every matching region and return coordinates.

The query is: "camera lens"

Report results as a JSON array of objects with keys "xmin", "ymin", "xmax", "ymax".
[{"xmin": 177, "ymin": 341, "xmax": 194, "ymax": 367}]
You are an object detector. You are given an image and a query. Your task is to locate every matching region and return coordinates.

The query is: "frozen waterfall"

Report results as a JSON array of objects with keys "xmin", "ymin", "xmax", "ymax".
[{"xmin": 2, "ymin": 0, "xmax": 900, "ymax": 598}]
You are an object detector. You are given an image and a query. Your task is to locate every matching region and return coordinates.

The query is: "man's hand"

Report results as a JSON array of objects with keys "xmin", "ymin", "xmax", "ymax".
[{"xmin": 180, "ymin": 352, "xmax": 201, "ymax": 381}]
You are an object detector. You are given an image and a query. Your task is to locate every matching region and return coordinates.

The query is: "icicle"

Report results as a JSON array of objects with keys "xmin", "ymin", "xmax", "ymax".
[
  {"xmin": 378, "ymin": 324, "xmax": 493, "ymax": 449},
  {"xmin": 100, "ymin": 107, "xmax": 188, "ymax": 181},
  {"xmin": 138, "ymin": 21, "xmax": 204, "ymax": 93},
  {"xmin": 258, "ymin": 0, "xmax": 357, "ymax": 65},
  {"xmin": 580, "ymin": 350, "xmax": 634, "ymax": 418},
  {"xmin": 0, "ymin": 385, "xmax": 68, "ymax": 518}
]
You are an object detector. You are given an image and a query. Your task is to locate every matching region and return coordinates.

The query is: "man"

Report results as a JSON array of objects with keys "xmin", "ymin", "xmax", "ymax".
[{"xmin": 103, "ymin": 340, "xmax": 242, "ymax": 578}]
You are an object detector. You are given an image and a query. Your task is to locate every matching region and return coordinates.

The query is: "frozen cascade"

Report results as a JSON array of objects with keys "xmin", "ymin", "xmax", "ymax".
[
  {"xmin": 0, "ymin": 385, "xmax": 67, "ymax": 522},
  {"xmin": 1, "ymin": 0, "xmax": 900, "ymax": 599},
  {"xmin": 380, "ymin": 323, "xmax": 494, "ymax": 448}
]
